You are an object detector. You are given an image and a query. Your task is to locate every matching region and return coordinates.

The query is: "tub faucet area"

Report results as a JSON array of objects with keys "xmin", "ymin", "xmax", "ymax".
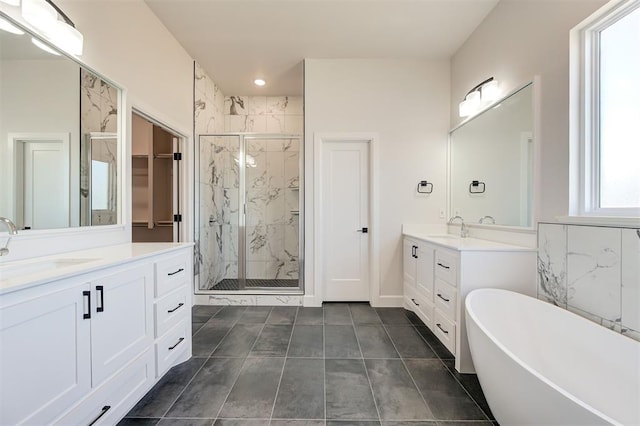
[
  {"xmin": 0, "ymin": 217, "xmax": 18, "ymax": 256},
  {"xmin": 448, "ymin": 215, "xmax": 468, "ymax": 237}
]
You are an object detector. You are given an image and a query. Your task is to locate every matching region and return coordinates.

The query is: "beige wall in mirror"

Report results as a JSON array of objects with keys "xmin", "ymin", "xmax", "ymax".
[
  {"xmin": 0, "ymin": 16, "xmax": 121, "ymax": 231},
  {"xmin": 449, "ymin": 83, "xmax": 534, "ymax": 227}
]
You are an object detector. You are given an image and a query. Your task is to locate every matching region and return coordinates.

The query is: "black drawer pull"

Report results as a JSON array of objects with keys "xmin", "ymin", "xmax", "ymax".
[
  {"xmin": 83, "ymin": 291, "xmax": 91, "ymax": 319},
  {"xmin": 96, "ymin": 285, "xmax": 104, "ymax": 313},
  {"xmin": 411, "ymin": 298, "xmax": 419, "ymax": 306},
  {"xmin": 168, "ymin": 268, "xmax": 184, "ymax": 276},
  {"xmin": 437, "ymin": 262, "xmax": 450, "ymax": 270},
  {"xmin": 168, "ymin": 337, "xmax": 185, "ymax": 351},
  {"xmin": 88, "ymin": 405, "xmax": 111, "ymax": 426},
  {"xmin": 168, "ymin": 302, "xmax": 184, "ymax": 313},
  {"xmin": 436, "ymin": 323, "xmax": 449, "ymax": 334},
  {"xmin": 437, "ymin": 293, "xmax": 450, "ymax": 302}
]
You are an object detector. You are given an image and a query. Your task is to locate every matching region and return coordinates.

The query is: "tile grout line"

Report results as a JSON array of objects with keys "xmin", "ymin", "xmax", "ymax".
[
  {"xmin": 268, "ymin": 306, "xmax": 299, "ymax": 424},
  {"xmin": 212, "ymin": 306, "xmax": 268, "ymax": 421},
  {"xmin": 410, "ymin": 320, "xmax": 492, "ymax": 422},
  {"xmin": 381, "ymin": 321, "xmax": 437, "ymax": 422},
  {"xmin": 349, "ymin": 303, "xmax": 383, "ymax": 424},
  {"xmin": 158, "ymin": 305, "xmax": 246, "ymax": 420}
]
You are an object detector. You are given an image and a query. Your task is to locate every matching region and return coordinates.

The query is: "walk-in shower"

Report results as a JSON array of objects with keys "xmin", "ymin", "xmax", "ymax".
[{"xmin": 195, "ymin": 134, "xmax": 303, "ymax": 292}]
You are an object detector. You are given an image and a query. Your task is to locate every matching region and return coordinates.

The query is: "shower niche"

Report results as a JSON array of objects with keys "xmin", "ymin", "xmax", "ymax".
[{"xmin": 196, "ymin": 134, "xmax": 303, "ymax": 292}]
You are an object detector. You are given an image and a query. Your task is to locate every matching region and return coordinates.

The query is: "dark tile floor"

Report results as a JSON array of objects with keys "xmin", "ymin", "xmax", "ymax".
[{"xmin": 120, "ymin": 304, "xmax": 495, "ymax": 426}]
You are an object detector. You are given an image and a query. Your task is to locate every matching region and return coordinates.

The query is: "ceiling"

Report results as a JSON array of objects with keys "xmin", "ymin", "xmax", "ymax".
[{"xmin": 145, "ymin": 0, "xmax": 500, "ymax": 96}]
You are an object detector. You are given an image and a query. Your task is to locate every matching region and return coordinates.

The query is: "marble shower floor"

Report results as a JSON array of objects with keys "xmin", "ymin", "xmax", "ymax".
[
  {"xmin": 212, "ymin": 279, "xmax": 300, "ymax": 291},
  {"xmin": 119, "ymin": 304, "xmax": 496, "ymax": 426}
]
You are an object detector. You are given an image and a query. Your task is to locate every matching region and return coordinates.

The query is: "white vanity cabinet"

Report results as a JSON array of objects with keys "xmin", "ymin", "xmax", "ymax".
[
  {"xmin": 0, "ymin": 243, "xmax": 192, "ymax": 425},
  {"xmin": 403, "ymin": 238, "xmax": 435, "ymax": 329},
  {"xmin": 402, "ymin": 234, "xmax": 536, "ymax": 373}
]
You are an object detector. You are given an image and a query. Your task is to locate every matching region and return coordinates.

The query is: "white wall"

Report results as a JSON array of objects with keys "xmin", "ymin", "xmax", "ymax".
[
  {"xmin": 0, "ymin": 0, "xmax": 195, "ymax": 261},
  {"xmin": 450, "ymin": 0, "xmax": 607, "ymax": 222},
  {"xmin": 304, "ymin": 58, "xmax": 450, "ymax": 305}
]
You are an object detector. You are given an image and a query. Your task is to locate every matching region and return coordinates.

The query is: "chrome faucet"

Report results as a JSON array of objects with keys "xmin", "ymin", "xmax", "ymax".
[
  {"xmin": 479, "ymin": 215, "xmax": 495, "ymax": 224},
  {"xmin": 448, "ymin": 215, "xmax": 468, "ymax": 238},
  {"xmin": 0, "ymin": 217, "xmax": 18, "ymax": 256}
]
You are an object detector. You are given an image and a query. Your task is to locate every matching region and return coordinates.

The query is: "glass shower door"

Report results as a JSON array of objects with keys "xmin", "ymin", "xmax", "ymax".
[
  {"xmin": 244, "ymin": 137, "xmax": 300, "ymax": 287},
  {"xmin": 197, "ymin": 135, "xmax": 242, "ymax": 290}
]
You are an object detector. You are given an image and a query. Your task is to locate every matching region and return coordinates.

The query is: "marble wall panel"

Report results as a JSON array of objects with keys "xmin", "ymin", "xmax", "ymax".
[
  {"xmin": 567, "ymin": 226, "xmax": 621, "ymax": 322},
  {"xmin": 621, "ymin": 229, "xmax": 640, "ymax": 332},
  {"xmin": 537, "ymin": 223, "xmax": 568, "ymax": 307},
  {"xmin": 537, "ymin": 223, "xmax": 639, "ymax": 342}
]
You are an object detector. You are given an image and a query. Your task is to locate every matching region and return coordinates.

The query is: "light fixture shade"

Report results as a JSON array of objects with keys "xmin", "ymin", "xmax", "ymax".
[
  {"xmin": 31, "ymin": 36, "xmax": 60, "ymax": 55},
  {"xmin": 481, "ymin": 80, "xmax": 500, "ymax": 102},
  {"xmin": 21, "ymin": 0, "xmax": 57, "ymax": 34},
  {"xmin": 0, "ymin": 0, "xmax": 21, "ymax": 7},
  {"xmin": 53, "ymin": 19, "xmax": 83, "ymax": 55},
  {"xmin": 0, "ymin": 16, "xmax": 25, "ymax": 34},
  {"xmin": 459, "ymin": 90, "xmax": 481, "ymax": 117}
]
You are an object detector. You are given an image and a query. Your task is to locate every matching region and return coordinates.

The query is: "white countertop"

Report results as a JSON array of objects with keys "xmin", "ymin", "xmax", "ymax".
[
  {"xmin": 0, "ymin": 242, "xmax": 193, "ymax": 295},
  {"xmin": 403, "ymin": 226, "xmax": 535, "ymax": 252}
]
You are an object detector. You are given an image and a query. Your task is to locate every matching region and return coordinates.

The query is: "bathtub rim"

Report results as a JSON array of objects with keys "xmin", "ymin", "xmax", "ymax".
[{"xmin": 465, "ymin": 288, "xmax": 621, "ymax": 426}]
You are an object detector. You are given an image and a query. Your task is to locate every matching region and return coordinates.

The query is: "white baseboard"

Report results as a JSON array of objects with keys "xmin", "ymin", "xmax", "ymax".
[
  {"xmin": 372, "ymin": 295, "xmax": 404, "ymax": 308},
  {"xmin": 303, "ymin": 295, "xmax": 322, "ymax": 307}
]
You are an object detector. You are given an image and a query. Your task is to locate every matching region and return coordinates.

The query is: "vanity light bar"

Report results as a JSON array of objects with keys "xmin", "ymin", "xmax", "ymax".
[
  {"xmin": 458, "ymin": 77, "xmax": 500, "ymax": 118},
  {"xmin": 17, "ymin": 0, "xmax": 83, "ymax": 55}
]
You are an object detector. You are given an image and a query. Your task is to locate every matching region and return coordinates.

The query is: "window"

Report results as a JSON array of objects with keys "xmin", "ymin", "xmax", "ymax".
[{"xmin": 572, "ymin": 0, "xmax": 640, "ymax": 218}]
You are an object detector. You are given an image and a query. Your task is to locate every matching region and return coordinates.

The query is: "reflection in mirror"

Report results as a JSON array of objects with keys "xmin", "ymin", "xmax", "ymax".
[
  {"xmin": 0, "ymin": 13, "xmax": 120, "ymax": 231},
  {"xmin": 449, "ymin": 83, "xmax": 533, "ymax": 227}
]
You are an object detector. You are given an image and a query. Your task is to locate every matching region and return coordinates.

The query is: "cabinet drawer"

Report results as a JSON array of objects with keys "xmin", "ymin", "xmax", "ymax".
[
  {"xmin": 434, "ymin": 250, "xmax": 458, "ymax": 285},
  {"xmin": 155, "ymin": 253, "xmax": 189, "ymax": 297},
  {"xmin": 156, "ymin": 320, "xmax": 190, "ymax": 377},
  {"xmin": 54, "ymin": 349, "xmax": 154, "ymax": 426},
  {"xmin": 155, "ymin": 287, "xmax": 189, "ymax": 338},
  {"xmin": 405, "ymin": 285, "xmax": 434, "ymax": 330},
  {"xmin": 433, "ymin": 309, "xmax": 456, "ymax": 355},
  {"xmin": 434, "ymin": 278, "xmax": 457, "ymax": 321}
]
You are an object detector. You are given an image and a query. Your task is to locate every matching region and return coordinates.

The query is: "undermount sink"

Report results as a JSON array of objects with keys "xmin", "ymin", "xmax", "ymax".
[{"xmin": 0, "ymin": 258, "xmax": 99, "ymax": 282}]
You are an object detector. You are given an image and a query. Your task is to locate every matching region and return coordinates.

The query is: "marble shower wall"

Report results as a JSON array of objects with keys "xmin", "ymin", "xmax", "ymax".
[
  {"xmin": 538, "ymin": 223, "xmax": 640, "ymax": 341},
  {"xmin": 225, "ymin": 96, "xmax": 302, "ymax": 281},
  {"xmin": 79, "ymin": 69, "xmax": 118, "ymax": 227},
  {"xmin": 194, "ymin": 63, "xmax": 226, "ymax": 290}
]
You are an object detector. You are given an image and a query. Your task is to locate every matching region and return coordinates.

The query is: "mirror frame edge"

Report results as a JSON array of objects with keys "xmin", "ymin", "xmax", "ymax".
[
  {"xmin": 0, "ymin": 8, "xmax": 128, "ymax": 235},
  {"xmin": 447, "ymin": 76, "xmax": 541, "ymax": 232}
]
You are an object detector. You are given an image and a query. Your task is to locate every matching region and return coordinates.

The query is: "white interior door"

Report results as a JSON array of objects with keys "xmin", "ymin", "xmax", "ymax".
[
  {"xmin": 22, "ymin": 140, "xmax": 69, "ymax": 229},
  {"xmin": 322, "ymin": 140, "xmax": 370, "ymax": 301}
]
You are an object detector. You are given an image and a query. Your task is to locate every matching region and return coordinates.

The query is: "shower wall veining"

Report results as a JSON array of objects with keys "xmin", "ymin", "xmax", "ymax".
[
  {"xmin": 537, "ymin": 223, "xmax": 640, "ymax": 342},
  {"xmin": 79, "ymin": 69, "xmax": 118, "ymax": 227},
  {"xmin": 194, "ymin": 62, "xmax": 303, "ymax": 290}
]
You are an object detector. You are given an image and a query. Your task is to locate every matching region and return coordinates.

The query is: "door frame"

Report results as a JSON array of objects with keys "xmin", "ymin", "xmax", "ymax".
[
  {"xmin": 313, "ymin": 132, "xmax": 380, "ymax": 305},
  {"xmin": 10, "ymin": 133, "xmax": 70, "ymax": 230}
]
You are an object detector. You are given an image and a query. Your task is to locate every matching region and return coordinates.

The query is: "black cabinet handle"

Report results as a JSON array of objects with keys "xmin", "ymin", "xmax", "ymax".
[
  {"xmin": 83, "ymin": 291, "xmax": 91, "ymax": 319},
  {"xmin": 168, "ymin": 302, "xmax": 184, "ymax": 313},
  {"xmin": 437, "ymin": 262, "xmax": 450, "ymax": 270},
  {"xmin": 96, "ymin": 286, "xmax": 104, "ymax": 313},
  {"xmin": 437, "ymin": 293, "xmax": 450, "ymax": 302},
  {"xmin": 168, "ymin": 268, "xmax": 184, "ymax": 276},
  {"xmin": 436, "ymin": 323, "xmax": 449, "ymax": 334},
  {"xmin": 169, "ymin": 337, "xmax": 185, "ymax": 351},
  {"xmin": 411, "ymin": 298, "xmax": 419, "ymax": 306},
  {"xmin": 88, "ymin": 405, "xmax": 111, "ymax": 426}
]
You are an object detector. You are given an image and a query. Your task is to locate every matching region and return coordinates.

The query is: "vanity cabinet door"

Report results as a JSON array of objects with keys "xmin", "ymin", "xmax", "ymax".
[
  {"xmin": 415, "ymin": 243, "xmax": 434, "ymax": 301},
  {"xmin": 403, "ymin": 238, "xmax": 417, "ymax": 287},
  {"xmin": 0, "ymin": 283, "xmax": 91, "ymax": 425},
  {"xmin": 90, "ymin": 264, "xmax": 154, "ymax": 386}
]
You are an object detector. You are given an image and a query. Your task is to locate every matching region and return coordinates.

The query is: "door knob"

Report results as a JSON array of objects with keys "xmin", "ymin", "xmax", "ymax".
[{"xmin": 356, "ymin": 227, "xmax": 368, "ymax": 233}]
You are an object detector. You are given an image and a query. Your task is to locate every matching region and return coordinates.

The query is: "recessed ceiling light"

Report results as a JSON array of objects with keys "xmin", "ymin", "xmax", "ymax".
[{"xmin": 254, "ymin": 79, "xmax": 266, "ymax": 87}]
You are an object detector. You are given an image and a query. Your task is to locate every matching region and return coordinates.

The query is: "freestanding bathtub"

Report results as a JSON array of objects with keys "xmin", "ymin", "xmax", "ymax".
[{"xmin": 465, "ymin": 288, "xmax": 640, "ymax": 426}]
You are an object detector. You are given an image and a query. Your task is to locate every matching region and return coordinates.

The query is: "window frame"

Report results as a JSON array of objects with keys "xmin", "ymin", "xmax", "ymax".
[{"xmin": 570, "ymin": 0, "xmax": 640, "ymax": 219}]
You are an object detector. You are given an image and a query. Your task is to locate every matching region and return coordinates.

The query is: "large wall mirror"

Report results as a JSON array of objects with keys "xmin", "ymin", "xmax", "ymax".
[
  {"xmin": 449, "ymin": 83, "xmax": 534, "ymax": 228},
  {"xmin": 0, "ymin": 12, "xmax": 121, "ymax": 231}
]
